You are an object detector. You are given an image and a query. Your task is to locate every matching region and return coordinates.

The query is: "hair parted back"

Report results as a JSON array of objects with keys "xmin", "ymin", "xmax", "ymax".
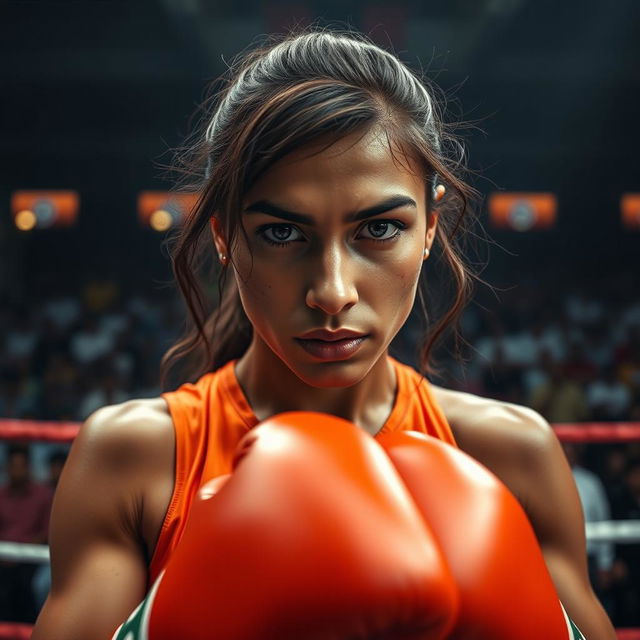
[{"xmin": 159, "ymin": 26, "xmax": 482, "ymax": 390}]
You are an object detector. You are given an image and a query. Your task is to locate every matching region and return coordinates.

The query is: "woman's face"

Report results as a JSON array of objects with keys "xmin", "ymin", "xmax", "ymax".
[{"xmin": 213, "ymin": 127, "xmax": 438, "ymax": 387}]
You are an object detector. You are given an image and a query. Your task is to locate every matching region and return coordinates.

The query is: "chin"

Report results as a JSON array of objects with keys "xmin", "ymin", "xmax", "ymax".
[{"xmin": 288, "ymin": 353, "xmax": 380, "ymax": 389}]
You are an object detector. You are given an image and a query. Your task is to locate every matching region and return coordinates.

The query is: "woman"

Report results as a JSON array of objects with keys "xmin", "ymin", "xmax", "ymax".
[{"xmin": 32, "ymin": 29, "xmax": 616, "ymax": 638}]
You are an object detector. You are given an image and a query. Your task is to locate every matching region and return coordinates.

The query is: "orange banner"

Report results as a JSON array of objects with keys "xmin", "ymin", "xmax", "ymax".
[{"xmin": 488, "ymin": 192, "xmax": 557, "ymax": 231}]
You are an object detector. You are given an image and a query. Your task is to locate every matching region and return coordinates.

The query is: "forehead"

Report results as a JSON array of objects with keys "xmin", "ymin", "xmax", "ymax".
[{"xmin": 245, "ymin": 128, "xmax": 426, "ymax": 205}]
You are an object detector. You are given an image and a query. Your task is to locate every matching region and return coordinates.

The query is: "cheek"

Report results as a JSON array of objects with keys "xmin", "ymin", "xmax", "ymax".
[
  {"xmin": 382, "ymin": 257, "xmax": 424, "ymax": 328},
  {"xmin": 378, "ymin": 252, "xmax": 424, "ymax": 300},
  {"xmin": 233, "ymin": 243, "xmax": 273, "ymax": 304},
  {"xmin": 235, "ymin": 271, "xmax": 271, "ymax": 316},
  {"xmin": 233, "ymin": 262, "xmax": 295, "ymax": 331},
  {"xmin": 356, "ymin": 260, "xmax": 422, "ymax": 335}
]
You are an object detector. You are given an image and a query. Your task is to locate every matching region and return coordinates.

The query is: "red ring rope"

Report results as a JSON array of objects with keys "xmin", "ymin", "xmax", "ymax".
[{"xmin": 1, "ymin": 419, "xmax": 640, "ymax": 443}]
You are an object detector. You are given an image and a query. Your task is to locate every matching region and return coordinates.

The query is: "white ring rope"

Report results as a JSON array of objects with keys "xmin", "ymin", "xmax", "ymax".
[
  {"xmin": 585, "ymin": 520, "xmax": 640, "ymax": 544},
  {"xmin": 0, "ymin": 541, "xmax": 50, "ymax": 564}
]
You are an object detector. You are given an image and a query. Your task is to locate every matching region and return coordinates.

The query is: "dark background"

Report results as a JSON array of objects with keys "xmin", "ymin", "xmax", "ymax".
[{"xmin": 1, "ymin": 0, "xmax": 638, "ymax": 298}]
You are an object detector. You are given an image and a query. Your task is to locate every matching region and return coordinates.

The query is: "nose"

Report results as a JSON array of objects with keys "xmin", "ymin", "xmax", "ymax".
[{"xmin": 305, "ymin": 244, "xmax": 359, "ymax": 315}]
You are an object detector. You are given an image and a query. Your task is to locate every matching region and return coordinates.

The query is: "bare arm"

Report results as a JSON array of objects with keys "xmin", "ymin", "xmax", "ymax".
[
  {"xmin": 31, "ymin": 401, "xmax": 167, "ymax": 640},
  {"xmin": 519, "ymin": 409, "xmax": 617, "ymax": 640}
]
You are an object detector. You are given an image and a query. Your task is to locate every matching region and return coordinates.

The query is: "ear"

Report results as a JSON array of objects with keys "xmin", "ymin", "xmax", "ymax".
[
  {"xmin": 425, "ymin": 185, "xmax": 445, "ymax": 251},
  {"xmin": 209, "ymin": 216, "xmax": 228, "ymax": 258},
  {"xmin": 425, "ymin": 210, "xmax": 438, "ymax": 252}
]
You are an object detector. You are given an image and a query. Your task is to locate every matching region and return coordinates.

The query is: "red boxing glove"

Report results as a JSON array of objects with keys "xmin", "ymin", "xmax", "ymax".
[
  {"xmin": 113, "ymin": 412, "xmax": 458, "ymax": 640},
  {"xmin": 376, "ymin": 430, "xmax": 570, "ymax": 639}
]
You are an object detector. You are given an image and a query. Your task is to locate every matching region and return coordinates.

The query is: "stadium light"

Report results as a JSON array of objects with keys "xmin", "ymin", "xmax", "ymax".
[
  {"xmin": 11, "ymin": 190, "xmax": 79, "ymax": 230},
  {"xmin": 138, "ymin": 191, "xmax": 198, "ymax": 231}
]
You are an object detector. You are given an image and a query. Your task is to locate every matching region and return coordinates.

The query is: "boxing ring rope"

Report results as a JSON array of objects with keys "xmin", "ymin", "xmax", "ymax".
[
  {"xmin": 4, "ymin": 418, "xmax": 639, "ymax": 443},
  {"xmin": 1, "ymin": 418, "xmax": 640, "ymax": 640}
]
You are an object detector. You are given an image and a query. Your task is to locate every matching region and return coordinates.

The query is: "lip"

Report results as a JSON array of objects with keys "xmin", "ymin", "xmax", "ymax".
[
  {"xmin": 294, "ymin": 335, "xmax": 369, "ymax": 361},
  {"xmin": 296, "ymin": 328, "xmax": 367, "ymax": 341}
]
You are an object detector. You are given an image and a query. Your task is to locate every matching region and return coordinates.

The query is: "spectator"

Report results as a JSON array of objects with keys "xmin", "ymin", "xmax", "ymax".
[
  {"xmin": 582, "ymin": 323, "xmax": 614, "ymax": 370},
  {"xmin": 586, "ymin": 365, "xmax": 632, "ymax": 422},
  {"xmin": 537, "ymin": 315, "xmax": 568, "ymax": 363},
  {"xmin": 474, "ymin": 315, "xmax": 506, "ymax": 367},
  {"xmin": 75, "ymin": 357, "xmax": 130, "ymax": 420},
  {"xmin": 34, "ymin": 353, "xmax": 78, "ymax": 421},
  {"xmin": 609, "ymin": 461, "xmax": 640, "ymax": 625},
  {"xmin": 616, "ymin": 326, "xmax": 640, "ymax": 396},
  {"xmin": 44, "ymin": 450, "xmax": 68, "ymax": 491},
  {"xmin": 0, "ymin": 444, "xmax": 53, "ymax": 623},
  {"xmin": 602, "ymin": 446, "xmax": 631, "ymax": 509},
  {"xmin": 528, "ymin": 359, "xmax": 589, "ymax": 423},
  {"xmin": 480, "ymin": 343, "xmax": 524, "ymax": 403},
  {"xmin": 29, "ymin": 317, "xmax": 71, "ymax": 378},
  {"xmin": 562, "ymin": 443, "xmax": 614, "ymax": 599},
  {"xmin": 69, "ymin": 313, "xmax": 116, "ymax": 367},
  {"xmin": 522, "ymin": 349, "xmax": 553, "ymax": 399},
  {"xmin": 501, "ymin": 318, "xmax": 545, "ymax": 368},
  {"xmin": 630, "ymin": 393, "xmax": 640, "ymax": 421},
  {"xmin": 3, "ymin": 307, "xmax": 38, "ymax": 363},
  {"xmin": 562, "ymin": 342, "xmax": 598, "ymax": 387},
  {"xmin": 565, "ymin": 291, "xmax": 605, "ymax": 328},
  {"xmin": 0, "ymin": 364, "xmax": 34, "ymax": 419},
  {"xmin": 82, "ymin": 277, "xmax": 119, "ymax": 314},
  {"xmin": 41, "ymin": 293, "xmax": 81, "ymax": 332}
]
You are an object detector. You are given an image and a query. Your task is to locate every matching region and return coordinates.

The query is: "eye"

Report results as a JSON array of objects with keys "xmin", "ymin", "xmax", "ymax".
[
  {"xmin": 358, "ymin": 220, "xmax": 406, "ymax": 243},
  {"xmin": 257, "ymin": 219, "xmax": 406, "ymax": 248},
  {"xmin": 258, "ymin": 224, "xmax": 304, "ymax": 247}
]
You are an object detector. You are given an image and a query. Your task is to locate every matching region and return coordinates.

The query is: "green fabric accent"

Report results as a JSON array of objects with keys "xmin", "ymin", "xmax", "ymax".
[
  {"xmin": 112, "ymin": 593, "xmax": 149, "ymax": 640},
  {"xmin": 568, "ymin": 614, "xmax": 586, "ymax": 640},
  {"xmin": 111, "ymin": 570, "xmax": 165, "ymax": 640}
]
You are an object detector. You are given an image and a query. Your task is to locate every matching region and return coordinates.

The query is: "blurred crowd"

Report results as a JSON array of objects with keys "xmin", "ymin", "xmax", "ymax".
[
  {"xmin": 0, "ymin": 278, "xmax": 639, "ymax": 625},
  {"xmin": 0, "ymin": 279, "xmax": 182, "ymax": 423}
]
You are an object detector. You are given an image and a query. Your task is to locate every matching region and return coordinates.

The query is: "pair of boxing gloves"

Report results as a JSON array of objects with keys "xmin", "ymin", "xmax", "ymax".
[{"xmin": 112, "ymin": 412, "xmax": 582, "ymax": 639}]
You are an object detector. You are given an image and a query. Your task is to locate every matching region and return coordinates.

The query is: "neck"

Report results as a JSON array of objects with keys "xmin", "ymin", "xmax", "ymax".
[{"xmin": 234, "ymin": 339, "xmax": 397, "ymax": 436}]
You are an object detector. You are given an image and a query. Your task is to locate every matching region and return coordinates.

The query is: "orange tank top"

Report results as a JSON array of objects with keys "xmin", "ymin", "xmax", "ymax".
[{"xmin": 148, "ymin": 355, "xmax": 458, "ymax": 589}]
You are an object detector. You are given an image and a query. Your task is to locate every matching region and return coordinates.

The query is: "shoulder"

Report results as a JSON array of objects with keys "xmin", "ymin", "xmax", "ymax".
[
  {"xmin": 59, "ymin": 397, "xmax": 176, "ymax": 550},
  {"xmin": 78, "ymin": 397, "xmax": 175, "ymax": 480},
  {"xmin": 430, "ymin": 385, "xmax": 553, "ymax": 462},
  {"xmin": 86, "ymin": 396, "xmax": 173, "ymax": 430},
  {"xmin": 429, "ymin": 385, "xmax": 558, "ymax": 507}
]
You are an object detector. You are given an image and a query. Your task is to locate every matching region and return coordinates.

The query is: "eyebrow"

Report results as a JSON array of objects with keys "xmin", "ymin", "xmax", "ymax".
[{"xmin": 243, "ymin": 194, "xmax": 417, "ymax": 225}]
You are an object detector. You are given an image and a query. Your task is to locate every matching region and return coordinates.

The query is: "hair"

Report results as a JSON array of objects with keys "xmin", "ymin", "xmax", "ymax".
[{"xmin": 159, "ymin": 26, "xmax": 482, "ymax": 390}]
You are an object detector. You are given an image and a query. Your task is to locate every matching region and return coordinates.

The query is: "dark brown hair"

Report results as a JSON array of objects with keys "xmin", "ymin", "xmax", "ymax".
[{"xmin": 159, "ymin": 27, "xmax": 481, "ymax": 390}]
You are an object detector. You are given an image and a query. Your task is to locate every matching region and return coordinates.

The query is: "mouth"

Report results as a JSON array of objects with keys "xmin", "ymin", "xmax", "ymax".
[
  {"xmin": 296, "ymin": 328, "xmax": 368, "ymax": 341},
  {"xmin": 294, "ymin": 335, "xmax": 369, "ymax": 361}
]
